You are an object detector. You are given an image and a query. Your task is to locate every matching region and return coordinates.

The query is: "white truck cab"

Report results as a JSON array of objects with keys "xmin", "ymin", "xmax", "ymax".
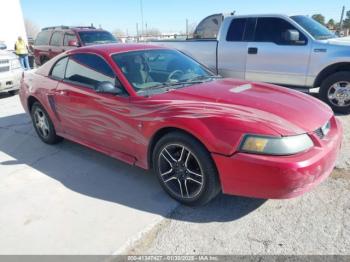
[{"xmin": 151, "ymin": 14, "xmax": 350, "ymax": 113}]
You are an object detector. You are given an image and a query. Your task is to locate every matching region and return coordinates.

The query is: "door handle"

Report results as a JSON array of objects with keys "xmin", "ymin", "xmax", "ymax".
[{"xmin": 248, "ymin": 47, "xmax": 258, "ymax": 55}]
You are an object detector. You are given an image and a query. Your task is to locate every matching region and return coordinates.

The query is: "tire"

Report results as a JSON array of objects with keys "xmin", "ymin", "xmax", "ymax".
[
  {"xmin": 153, "ymin": 132, "xmax": 221, "ymax": 206},
  {"xmin": 40, "ymin": 56, "xmax": 49, "ymax": 65},
  {"xmin": 320, "ymin": 71, "xmax": 350, "ymax": 114},
  {"xmin": 30, "ymin": 102, "xmax": 63, "ymax": 144},
  {"xmin": 8, "ymin": 90, "xmax": 18, "ymax": 96}
]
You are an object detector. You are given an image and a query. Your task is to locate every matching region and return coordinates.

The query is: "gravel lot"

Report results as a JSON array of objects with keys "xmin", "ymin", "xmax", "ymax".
[
  {"xmin": 0, "ymin": 93, "xmax": 349, "ymax": 255},
  {"xmin": 126, "ymin": 113, "xmax": 350, "ymax": 255}
]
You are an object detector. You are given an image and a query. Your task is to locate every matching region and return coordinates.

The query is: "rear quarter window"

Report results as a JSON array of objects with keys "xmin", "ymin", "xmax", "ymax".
[
  {"xmin": 226, "ymin": 18, "xmax": 256, "ymax": 42},
  {"xmin": 51, "ymin": 57, "xmax": 68, "ymax": 79},
  {"xmin": 50, "ymin": 31, "xmax": 64, "ymax": 46},
  {"xmin": 35, "ymin": 31, "xmax": 52, "ymax": 45},
  {"xmin": 226, "ymin": 18, "xmax": 246, "ymax": 41}
]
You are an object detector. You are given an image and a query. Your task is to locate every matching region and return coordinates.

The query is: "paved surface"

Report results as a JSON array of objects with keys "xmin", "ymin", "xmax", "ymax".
[
  {"xmin": 127, "ymin": 113, "xmax": 350, "ymax": 255},
  {"xmin": 0, "ymin": 93, "xmax": 349, "ymax": 255},
  {"xmin": 0, "ymin": 94, "xmax": 178, "ymax": 254}
]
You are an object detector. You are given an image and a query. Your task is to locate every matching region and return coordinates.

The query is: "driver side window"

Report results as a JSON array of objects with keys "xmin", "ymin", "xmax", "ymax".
[
  {"xmin": 254, "ymin": 17, "xmax": 307, "ymax": 45},
  {"xmin": 65, "ymin": 53, "xmax": 116, "ymax": 88}
]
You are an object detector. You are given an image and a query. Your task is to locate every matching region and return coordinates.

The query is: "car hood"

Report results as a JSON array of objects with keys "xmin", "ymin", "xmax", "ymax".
[
  {"xmin": 154, "ymin": 79, "xmax": 333, "ymax": 136},
  {"xmin": 327, "ymin": 36, "xmax": 350, "ymax": 46},
  {"xmin": 0, "ymin": 50, "xmax": 16, "ymax": 59}
]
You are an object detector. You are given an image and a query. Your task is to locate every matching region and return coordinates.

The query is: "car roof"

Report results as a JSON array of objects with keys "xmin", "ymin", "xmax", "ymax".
[
  {"xmin": 70, "ymin": 28, "xmax": 110, "ymax": 33},
  {"xmin": 40, "ymin": 27, "xmax": 110, "ymax": 33},
  {"xmin": 68, "ymin": 43, "xmax": 168, "ymax": 56}
]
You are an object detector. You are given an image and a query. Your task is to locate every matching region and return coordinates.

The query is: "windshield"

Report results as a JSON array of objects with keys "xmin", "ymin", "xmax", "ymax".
[
  {"xmin": 112, "ymin": 49, "xmax": 217, "ymax": 95},
  {"xmin": 78, "ymin": 31, "xmax": 117, "ymax": 45},
  {"xmin": 291, "ymin": 15, "xmax": 336, "ymax": 40}
]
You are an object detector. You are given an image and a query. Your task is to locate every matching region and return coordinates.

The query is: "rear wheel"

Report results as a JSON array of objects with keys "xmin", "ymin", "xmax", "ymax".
[
  {"xmin": 40, "ymin": 56, "xmax": 49, "ymax": 65},
  {"xmin": 31, "ymin": 102, "xmax": 63, "ymax": 144},
  {"xmin": 320, "ymin": 71, "xmax": 350, "ymax": 114},
  {"xmin": 153, "ymin": 132, "xmax": 221, "ymax": 206}
]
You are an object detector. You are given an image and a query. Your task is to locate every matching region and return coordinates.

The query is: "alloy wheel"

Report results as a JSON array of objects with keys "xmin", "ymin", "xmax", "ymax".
[
  {"xmin": 158, "ymin": 144, "xmax": 204, "ymax": 199},
  {"xmin": 33, "ymin": 108, "xmax": 50, "ymax": 138},
  {"xmin": 327, "ymin": 81, "xmax": 350, "ymax": 107}
]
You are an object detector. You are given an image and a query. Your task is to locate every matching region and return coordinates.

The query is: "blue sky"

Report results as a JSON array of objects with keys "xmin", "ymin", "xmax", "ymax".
[{"xmin": 21, "ymin": 0, "xmax": 347, "ymax": 35}]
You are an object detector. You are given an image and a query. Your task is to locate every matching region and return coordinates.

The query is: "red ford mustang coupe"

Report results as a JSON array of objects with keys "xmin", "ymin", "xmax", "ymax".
[{"xmin": 19, "ymin": 44, "xmax": 343, "ymax": 206}]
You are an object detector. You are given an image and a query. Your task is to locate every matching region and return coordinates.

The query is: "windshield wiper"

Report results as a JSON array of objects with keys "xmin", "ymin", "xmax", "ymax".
[
  {"xmin": 138, "ymin": 80, "xmax": 210, "ymax": 95},
  {"xmin": 317, "ymin": 35, "xmax": 335, "ymax": 40},
  {"xmin": 186, "ymin": 75, "xmax": 222, "ymax": 82}
]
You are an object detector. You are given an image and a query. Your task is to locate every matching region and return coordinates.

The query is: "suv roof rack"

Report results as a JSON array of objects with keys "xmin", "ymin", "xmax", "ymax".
[
  {"xmin": 72, "ymin": 26, "xmax": 97, "ymax": 29},
  {"xmin": 42, "ymin": 26, "xmax": 96, "ymax": 31}
]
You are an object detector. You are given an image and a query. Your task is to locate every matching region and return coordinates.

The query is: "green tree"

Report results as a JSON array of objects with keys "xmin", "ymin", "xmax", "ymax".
[
  {"xmin": 327, "ymin": 19, "xmax": 335, "ymax": 29},
  {"xmin": 312, "ymin": 14, "xmax": 326, "ymax": 25},
  {"xmin": 343, "ymin": 10, "xmax": 350, "ymax": 29}
]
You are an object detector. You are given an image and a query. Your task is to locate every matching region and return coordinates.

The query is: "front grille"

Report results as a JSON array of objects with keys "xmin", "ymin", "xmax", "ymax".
[
  {"xmin": 0, "ymin": 66, "xmax": 10, "ymax": 72},
  {"xmin": 314, "ymin": 128, "xmax": 325, "ymax": 139},
  {"xmin": 314, "ymin": 120, "xmax": 331, "ymax": 139},
  {"xmin": 0, "ymin": 59, "xmax": 9, "ymax": 65}
]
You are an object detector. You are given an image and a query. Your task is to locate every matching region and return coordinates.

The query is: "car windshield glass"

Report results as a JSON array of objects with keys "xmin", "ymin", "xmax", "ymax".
[
  {"xmin": 112, "ymin": 49, "xmax": 217, "ymax": 96},
  {"xmin": 78, "ymin": 31, "xmax": 117, "ymax": 45},
  {"xmin": 291, "ymin": 15, "xmax": 336, "ymax": 40}
]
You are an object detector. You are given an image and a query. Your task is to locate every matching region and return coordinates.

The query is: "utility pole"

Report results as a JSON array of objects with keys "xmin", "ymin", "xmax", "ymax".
[
  {"xmin": 136, "ymin": 23, "xmax": 139, "ymax": 42},
  {"xmin": 339, "ymin": 5, "xmax": 345, "ymax": 31},
  {"xmin": 140, "ymin": 0, "xmax": 144, "ymax": 36},
  {"xmin": 186, "ymin": 19, "xmax": 189, "ymax": 38}
]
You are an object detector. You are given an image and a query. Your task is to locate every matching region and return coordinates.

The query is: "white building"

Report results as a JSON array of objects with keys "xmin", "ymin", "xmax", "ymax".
[{"xmin": 0, "ymin": 0, "xmax": 27, "ymax": 50}]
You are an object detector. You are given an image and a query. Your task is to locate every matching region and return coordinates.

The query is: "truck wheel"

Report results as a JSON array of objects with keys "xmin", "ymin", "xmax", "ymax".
[
  {"xmin": 320, "ymin": 71, "xmax": 350, "ymax": 114},
  {"xmin": 153, "ymin": 132, "xmax": 221, "ymax": 206}
]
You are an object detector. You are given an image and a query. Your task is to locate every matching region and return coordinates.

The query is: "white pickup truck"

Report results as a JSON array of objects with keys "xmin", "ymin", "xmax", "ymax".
[
  {"xmin": 0, "ymin": 43, "xmax": 23, "ymax": 95},
  {"xmin": 151, "ymin": 14, "xmax": 350, "ymax": 113}
]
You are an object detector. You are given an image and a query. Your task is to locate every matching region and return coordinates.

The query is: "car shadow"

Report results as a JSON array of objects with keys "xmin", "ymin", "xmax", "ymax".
[{"xmin": 0, "ymin": 113, "xmax": 266, "ymax": 223}]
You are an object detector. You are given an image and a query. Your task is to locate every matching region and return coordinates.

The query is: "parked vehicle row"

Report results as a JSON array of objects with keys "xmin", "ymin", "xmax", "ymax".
[
  {"xmin": 19, "ymin": 44, "xmax": 343, "ymax": 205},
  {"xmin": 150, "ymin": 13, "xmax": 350, "ymax": 113}
]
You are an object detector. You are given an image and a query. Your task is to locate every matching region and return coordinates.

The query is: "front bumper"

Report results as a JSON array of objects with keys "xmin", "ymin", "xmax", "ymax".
[
  {"xmin": 212, "ymin": 117, "xmax": 343, "ymax": 199},
  {"xmin": 0, "ymin": 68, "xmax": 23, "ymax": 93}
]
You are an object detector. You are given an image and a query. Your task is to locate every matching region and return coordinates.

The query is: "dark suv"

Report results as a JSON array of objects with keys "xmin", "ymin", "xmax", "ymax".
[{"xmin": 33, "ymin": 26, "xmax": 117, "ymax": 66}]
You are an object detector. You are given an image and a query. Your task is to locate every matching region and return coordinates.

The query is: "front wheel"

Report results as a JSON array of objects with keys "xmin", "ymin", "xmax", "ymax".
[
  {"xmin": 153, "ymin": 132, "xmax": 221, "ymax": 206},
  {"xmin": 320, "ymin": 71, "xmax": 350, "ymax": 114}
]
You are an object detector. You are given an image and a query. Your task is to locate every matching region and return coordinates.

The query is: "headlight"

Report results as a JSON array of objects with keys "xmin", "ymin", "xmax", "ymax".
[
  {"xmin": 10, "ymin": 59, "xmax": 21, "ymax": 70},
  {"xmin": 240, "ymin": 134, "xmax": 314, "ymax": 155}
]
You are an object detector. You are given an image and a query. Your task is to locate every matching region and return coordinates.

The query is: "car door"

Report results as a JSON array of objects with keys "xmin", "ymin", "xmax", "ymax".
[
  {"xmin": 53, "ymin": 53, "xmax": 136, "ymax": 163},
  {"xmin": 49, "ymin": 31, "xmax": 64, "ymax": 58},
  {"xmin": 63, "ymin": 32, "xmax": 79, "ymax": 51},
  {"xmin": 245, "ymin": 17, "xmax": 312, "ymax": 86},
  {"xmin": 217, "ymin": 17, "xmax": 256, "ymax": 79}
]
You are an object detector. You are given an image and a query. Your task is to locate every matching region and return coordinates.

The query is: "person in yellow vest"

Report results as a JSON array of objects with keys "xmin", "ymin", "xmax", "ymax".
[{"xmin": 14, "ymin": 36, "xmax": 30, "ymax": 70}]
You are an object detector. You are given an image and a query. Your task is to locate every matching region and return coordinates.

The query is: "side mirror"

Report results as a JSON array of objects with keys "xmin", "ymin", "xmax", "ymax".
[
  {"xmin": 0, "ymin": 43, "xmax": 7, "ymax": 50},
  {"xmin": 283, "ymin": 29, "xmax": 300, "ymax": 42},
  {"xmin": 68, "ymin": 40, "xmax": 79, "ymax": 47},
  {"xmin": 94, "ymin": 81, "xmax": 124, "ymax": 95}
]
